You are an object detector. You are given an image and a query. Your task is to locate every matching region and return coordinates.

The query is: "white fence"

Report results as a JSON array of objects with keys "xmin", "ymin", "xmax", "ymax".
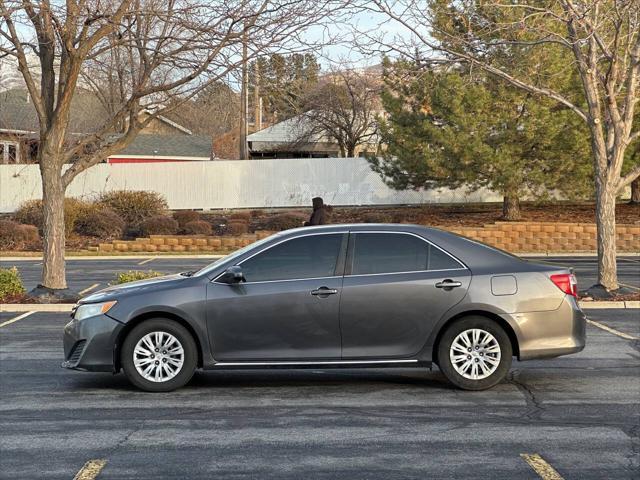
[{"xmin": 0, "ymin": 157, "xmax": 501, "ymax": 212}]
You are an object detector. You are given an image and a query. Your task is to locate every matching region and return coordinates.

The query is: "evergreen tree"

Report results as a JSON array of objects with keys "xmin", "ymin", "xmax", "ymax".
[
  {"xmin": 249, "ymin": 53, "xmax": 320, "ymax": 125},
  {"xmin": 372, "ymin": 58, "xmax": 591, "ymax": 220}
]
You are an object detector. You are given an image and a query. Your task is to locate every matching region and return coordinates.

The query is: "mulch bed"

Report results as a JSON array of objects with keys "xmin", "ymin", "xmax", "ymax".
[
  {"xmin": 326, "ymin": 202, "xmax": 640, "ymax": 228},
  {"xmin": 208, "ymin": 202, "xmax": 639, "ymax": 229}
]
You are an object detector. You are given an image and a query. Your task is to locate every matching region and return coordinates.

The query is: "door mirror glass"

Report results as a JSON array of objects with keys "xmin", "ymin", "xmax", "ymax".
[{"xmin": 220, "ymin": 266, "xmax": 245, "ymax": 284}]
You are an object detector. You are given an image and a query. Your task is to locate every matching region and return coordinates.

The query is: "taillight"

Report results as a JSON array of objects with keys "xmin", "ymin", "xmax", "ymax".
[{"xmin": 550, "ymin": 273, "xmax": 578, "ymax": 297}]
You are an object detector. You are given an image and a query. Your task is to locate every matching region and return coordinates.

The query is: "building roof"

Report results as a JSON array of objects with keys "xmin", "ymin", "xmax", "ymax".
[
  {"xmin": 247, "ymin": 114, "xmax": 326, "ymax": 144},
  {"xmin": 0, "ymin": 89, "xmax": 195, "ymax": 136},
  {"xmin": 115, "ymin": 134, "xmax": 212, "ymax": 158},
  {"xmin": 0, "ymin": 89, "xmax": 110, "ymax": 133}
]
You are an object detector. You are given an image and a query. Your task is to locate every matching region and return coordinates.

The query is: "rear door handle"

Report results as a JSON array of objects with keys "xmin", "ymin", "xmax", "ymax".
[
  {"xmin": 435, "ymin": 279, "xmax": 463, "ymax": 289},
  {"xmin": 310, "ymin": 287, "xmax": 339, "ymax": 296}
]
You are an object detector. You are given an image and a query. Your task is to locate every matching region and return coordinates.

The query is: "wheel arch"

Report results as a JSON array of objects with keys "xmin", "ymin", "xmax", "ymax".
[
  {"xmin": 432, "ymin": 310, "xmax": 520, "ymax": 363},
  {"xmin": 113, "ymin": 311, "xmax": 204, "ymax": 372}
]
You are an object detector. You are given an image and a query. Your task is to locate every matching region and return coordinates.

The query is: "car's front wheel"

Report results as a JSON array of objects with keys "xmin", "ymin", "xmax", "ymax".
[
  {"xmin": 437, "ymin": 316, "xmax": 512, "ymax": 390},
  {"xmin": 121, "ymin": 318, "xmax": 197, "ymax": 392}
]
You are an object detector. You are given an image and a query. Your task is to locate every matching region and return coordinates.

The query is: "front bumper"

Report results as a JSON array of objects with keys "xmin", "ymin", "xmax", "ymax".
[
  {"xmin": 505, "ymin": 296, "xmax": 586, "ymax": 361},
  {"xmin": 62, "ymin": 313, "xmax": 124, "ymax": 372}
]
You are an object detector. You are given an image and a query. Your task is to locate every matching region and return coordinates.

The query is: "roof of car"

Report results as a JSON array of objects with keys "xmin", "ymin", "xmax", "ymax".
[{"xmin": 277, "ymin": 223, "xmax": 535, "ymax": 274}]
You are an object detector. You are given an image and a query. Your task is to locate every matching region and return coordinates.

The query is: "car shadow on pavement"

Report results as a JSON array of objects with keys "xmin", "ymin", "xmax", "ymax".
[{"xmin": 66, "ymin": 368, "xmax": 457, "ymax": 392}]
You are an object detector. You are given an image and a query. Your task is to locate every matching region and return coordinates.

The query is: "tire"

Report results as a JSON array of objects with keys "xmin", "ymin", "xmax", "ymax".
[
  {"xmin": 121, "ymin": 318, "xmax": 197, "ymax": 392},
  {"xmin": 437, "ymin": 316, "xmax": 512, "ymax": 391}
]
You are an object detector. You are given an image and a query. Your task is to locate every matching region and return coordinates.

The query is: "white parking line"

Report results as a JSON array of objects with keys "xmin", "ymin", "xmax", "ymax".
[
  {"xmin": 586, "ymin": 319, "xmax": 639, "ymax": 340},
  {"xmin": 79, "ymin": 283, "xmax": 100, "ymax": 295},
  {"xmin": 73, "ymin": 459, "xmax": 107, "ymax": 480},
  {"xmin": 138, "ymin": 257, "xmax": 157, "ymax": 265},
  {"xmin": 0, "ymin": 311, "xmax": 34, "ymax": 328},
  {"xmin": 618, "ymin": 257, "xmax": 640, "ymax": 263},
  {"xmin": 520, "ymin": 453, "xmax": 564, "ymax": 480},
  {"xmin": 619, "ymin": 282, "xmax": 640, "ymax": 291}
]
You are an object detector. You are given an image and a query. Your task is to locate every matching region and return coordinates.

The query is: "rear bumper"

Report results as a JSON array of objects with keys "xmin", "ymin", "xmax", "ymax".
[
  {"xmin": 504, "ymin": 296, "xmax": 586, "ymax": 361},
  {"xmin": 62, "ymin": 314, "xmax": 124, "ymax": 372}
]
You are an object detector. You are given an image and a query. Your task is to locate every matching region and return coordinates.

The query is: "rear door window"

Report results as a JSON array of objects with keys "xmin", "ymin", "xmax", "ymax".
[{"xmin": 350, "ymin": 233, "xmax": 463, "ymax": 275}]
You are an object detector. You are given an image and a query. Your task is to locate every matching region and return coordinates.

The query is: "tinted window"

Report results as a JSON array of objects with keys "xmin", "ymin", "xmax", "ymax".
[
  {"xmin": 240, "ymin": 234, "xmax": 343, "ymax": 282},
  {"xmin": 428, "ymin": 244, "xmax": 464, "ymax": 270},
  {"xmin": 351, "ymin": 233, "xmax": 462, "ymax": 275}
]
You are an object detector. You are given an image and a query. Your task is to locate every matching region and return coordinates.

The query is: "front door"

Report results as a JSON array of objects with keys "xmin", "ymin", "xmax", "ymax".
[
  {"xmin": 206, "ymin": 233, "xmax": 346, "ymax": 361},
  {"xmin": 340, "ymin": 232, "xmax": 471, "ymax": 359}
]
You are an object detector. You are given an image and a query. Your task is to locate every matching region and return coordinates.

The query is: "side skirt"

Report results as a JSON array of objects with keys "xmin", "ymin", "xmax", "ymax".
[{"xmin": 205, "ymin": 359, "xmax": 431, "ymax": 370}]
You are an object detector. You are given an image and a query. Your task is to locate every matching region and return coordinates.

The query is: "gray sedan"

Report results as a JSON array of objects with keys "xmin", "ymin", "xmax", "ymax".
[{"xmin": 63, "ymin": 224, "xmax": 586, "ymax": 392}]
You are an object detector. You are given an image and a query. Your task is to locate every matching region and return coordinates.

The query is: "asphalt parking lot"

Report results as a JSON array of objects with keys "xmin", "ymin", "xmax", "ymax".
[
  {"xmin": 0, "ymin": 308, "xmax": 639, "ymax": 479},
  {"xmin": 1, "ymin": 255, "xmax": 639, "ymax": 296}
]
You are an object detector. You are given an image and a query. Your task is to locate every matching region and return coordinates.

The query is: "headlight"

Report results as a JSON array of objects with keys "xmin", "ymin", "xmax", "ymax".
[{"xmin": 74, "ymin": 301, "xmax": 117, "ymax": 321}]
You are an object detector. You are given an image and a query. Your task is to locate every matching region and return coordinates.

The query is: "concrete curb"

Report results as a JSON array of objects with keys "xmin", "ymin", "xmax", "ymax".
[
  {"xmin": 580, "ymin": 301, "xmax": 640, "ymax": 309},
  {"xmin": 1, "ymin": 301, "xmax": 638, "ymax": 313},
  {"xmin": 1, "ymin": 255, "xmax": 225, "ymax": 261},
  {"xmin": 1, "ymin": 304, "xmax": 75, "ymax": 312},
  {"xmin": 520, "ymin": 252, "xmax": 640, "ymax": 257}
]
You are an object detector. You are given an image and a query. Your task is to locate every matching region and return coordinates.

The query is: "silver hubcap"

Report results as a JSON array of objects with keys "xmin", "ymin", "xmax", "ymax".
[
  {"xmin": 133, "ymin": 331, "xmax": 184, "ymax": 383},
  {"xmin": 449, "ymin": 328, "xmax": 501, "ymax": 380}
]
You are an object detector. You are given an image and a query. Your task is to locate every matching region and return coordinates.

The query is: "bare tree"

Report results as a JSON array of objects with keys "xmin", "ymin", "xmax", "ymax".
[
  {"xmin": 165, "ymin": 82, "xmax": 241, "ymax": 138},
  {"xmin": 298, "ymin": 68, "xmax": 381, "ymax": 157},
  {"xmin": 0, "ymin": 0, "xmax": 344, "ymax": 292},
  {"xmin": 356, "ymin": 0, "xmax": 640, "ymax": 293}
]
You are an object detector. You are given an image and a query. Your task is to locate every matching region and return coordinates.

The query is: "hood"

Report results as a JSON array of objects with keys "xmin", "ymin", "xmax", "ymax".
[
  {"xmin": 312, "ymin": 197, "xmax": 324, "ymax": 210},
  {"xmin": 79, "ymin": 273, "xmax": 187, "ymax": 304}
]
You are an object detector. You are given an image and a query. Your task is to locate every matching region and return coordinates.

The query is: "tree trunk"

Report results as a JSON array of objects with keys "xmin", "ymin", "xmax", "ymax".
[
  {"xmin": 630, "ymin": 177, "xmax": 640, "ymax": 204},
  {"xmin": 501, "ymin": 194, "xmax": 521, "ymax": 221},
  {"xmin": 347, "ymin": 145, "xmax": 356, "ymax": 157},
  {"xmin": 40, "ymin": 161, "xmax": 67, "ymax": 289},
  {"xmin": 595, "ymin": 181, "xmax": 618, "ymax": 291}
]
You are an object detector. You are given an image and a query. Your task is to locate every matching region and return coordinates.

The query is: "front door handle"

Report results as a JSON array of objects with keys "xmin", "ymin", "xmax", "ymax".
[
  {"xmin": 310, "ymin": 287, "xmax": 339, "ymax": 296},
  {"xmin": 435, "ymin": 279, "xmax": 463, "ymax": 289}
]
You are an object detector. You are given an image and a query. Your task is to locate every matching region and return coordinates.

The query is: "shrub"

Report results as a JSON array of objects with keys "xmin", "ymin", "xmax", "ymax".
[
  {"xmin": 227, "ymin": 220, "xmax": 249, "ymax": 235},
  {"xmin": 361, "ymin": 211, "xmax": 393, "ymax": 223},
  {"xmin": 113, "ymin": 270, "xmax": 163, "ymax": 285},
  {"xmin": 140, "ymin": 215, "xmax": 179, "ymax": 236},
  {"xmin": 14, "ymin": 198, "xmax": 90, "ymax": 233},
  {"xmin": 0, "ymin": 220, "xmax": 40, "ymax": 250},
  {"xmin": 229, "ymin": 211, "xmax": 252, "ymax": 222},
  {"xmin": 97, "ymin": 190, "xmax": 167, "ymax": 226},
  {"xmin": 261, "ymin": 212, "xmax": 307, "ymax": 231},
  {"xmin": 183, "ymin": 220, "xmax": 212, "ymax": 235},
  {"xmin": 74, "ymin": 206, "xmax": 125, "ymax": 240},
  {"xmin": 0, "ymin": 267, "xmax": 26, "ymax": 302},
  {"xmin": 173, "ymin": 210, "xmax": 200, "ymax": 227}
]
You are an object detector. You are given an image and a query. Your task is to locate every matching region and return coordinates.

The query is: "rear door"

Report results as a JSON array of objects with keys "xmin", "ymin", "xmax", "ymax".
[{"xmin": 339, "ymin": 231, "xmax": 471, "ymax": 359}]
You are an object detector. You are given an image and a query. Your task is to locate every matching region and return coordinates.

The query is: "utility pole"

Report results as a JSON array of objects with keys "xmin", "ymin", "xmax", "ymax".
[
  {"xmin": 239, "ymin": 28, "xmax": 249, "ymax": 160},
  {"xmin": 254, "ymin": 60, "xmax": 262, "ymax": 131}
]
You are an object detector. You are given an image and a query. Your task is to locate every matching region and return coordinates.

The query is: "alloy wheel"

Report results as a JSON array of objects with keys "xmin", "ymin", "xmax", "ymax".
[
  {"xmin": 133, "ymin": 331, "xmax": 185, "ymax": 383},
  {"xmin": 449, "ymin": 328, "xmax": 501, "ymax": 380}
]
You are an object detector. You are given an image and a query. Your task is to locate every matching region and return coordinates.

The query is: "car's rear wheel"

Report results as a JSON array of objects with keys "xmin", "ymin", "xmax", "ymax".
[
  {"xmin": 437, "ymin": 316, "xmax": 512, "ymax": 390},
  {"xmin": 121, "ymin": 318, "xmax": 197, "ymax": 392}
]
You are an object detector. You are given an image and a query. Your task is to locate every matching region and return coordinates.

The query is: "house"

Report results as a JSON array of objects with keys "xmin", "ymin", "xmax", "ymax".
[
  {"xmin": 107, "ymin": 134, "xmax": 213, "ymax": 163},
  {"xmin": 0, "ymin": 89, "xmax": 212, "ymax": 164},
  {"xmin": 246, "ymin": 115, "xmax": 340, "ymax": 159},
  {"xmin": 245, "ymin": 112, "xmax": 380, "ymax": 159}
]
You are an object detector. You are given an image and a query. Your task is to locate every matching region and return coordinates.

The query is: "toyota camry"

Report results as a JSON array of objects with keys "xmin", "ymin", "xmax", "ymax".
[{"xmin": 63, "ymin": 224, "xmax": 586, "ymax": 392}]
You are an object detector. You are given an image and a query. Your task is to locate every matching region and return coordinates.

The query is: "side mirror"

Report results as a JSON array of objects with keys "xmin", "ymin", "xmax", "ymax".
[{"xmin": 220, "ymin": 265, "xmax": 245, "ymax": 284}]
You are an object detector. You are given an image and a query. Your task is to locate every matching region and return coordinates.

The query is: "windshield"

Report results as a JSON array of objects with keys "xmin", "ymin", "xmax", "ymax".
[{"xmin": 193, "ymin": 233, "xmax": 282, "ymax": 277}]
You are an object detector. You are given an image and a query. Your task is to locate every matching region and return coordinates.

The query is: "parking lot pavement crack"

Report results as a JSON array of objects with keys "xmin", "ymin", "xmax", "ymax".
[
  {"xmin": 507, "ymin": 369, "xmax": 544, "ymax": 421},
  {"xmin": 109, "ymin": 420, "xmax": 146, "ymax": 454},
  {"xmin": 622, "ymin": 423, "xmax": 640, "ymax": 475}
]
